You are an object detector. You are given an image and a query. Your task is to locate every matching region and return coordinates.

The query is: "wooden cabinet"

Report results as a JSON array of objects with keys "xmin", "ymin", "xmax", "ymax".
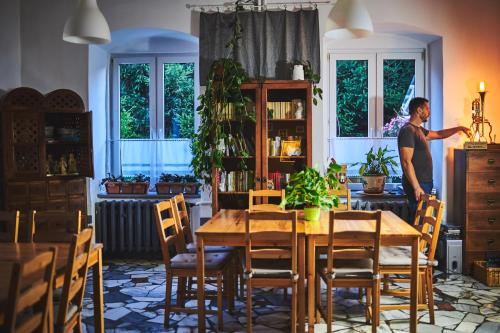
[
  {"xmin": 454, "ymin": 145, "xmax": 500, "ymax": 274},
  {"xmin": 212, "ymin": 80, "xmax": 312, "ymax": 214},
  {"xmin": 1, "ymin": 87, "xmax": 93, "ymax": 218}
]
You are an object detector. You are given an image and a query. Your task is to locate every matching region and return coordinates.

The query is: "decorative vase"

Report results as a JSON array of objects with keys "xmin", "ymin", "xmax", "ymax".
[
  {"xmin": 292, "ymin": 65, "xmax": 304, "ymax": 80},
  {"xmin": 362, "ymin": 175, "xmax": 386, "ymax": 194},
  {"xmin": 304, "ymin": 207, "xmax": 321, "ymax": 221}
]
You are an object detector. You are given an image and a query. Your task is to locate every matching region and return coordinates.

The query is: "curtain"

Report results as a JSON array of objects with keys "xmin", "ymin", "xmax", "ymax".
[{"xmin": 200, "ymin": 9, "xmax": 320, "ymax": 84}]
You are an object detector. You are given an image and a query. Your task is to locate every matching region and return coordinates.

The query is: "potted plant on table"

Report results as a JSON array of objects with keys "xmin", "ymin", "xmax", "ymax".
[
  {"xmin": 280, "ymin": 166, "xmax": 340, "ymax": 221},
  {"xmin": 354, "ymin": 146, "xmax": 398, "ymax": 194}
]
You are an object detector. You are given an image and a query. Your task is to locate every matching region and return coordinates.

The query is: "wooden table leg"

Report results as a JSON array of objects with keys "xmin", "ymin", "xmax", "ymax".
[
  {"xmin": 92, "ymin": 248, "xmax": 105, "ymax": 333},
  {"xmin": 196, "ymin": 236, "xmax": 206, "ymax": 332},
  {"xmin": 410, "ymin": 236, "xmax": 419, "ymax": 333},
  {"xmin": 307, "ymin": 236, "xmax": 316, "ymax": 333},
  {"xmin": 298, "ymin": 235, "xmax": 305, "ymax": 333}
]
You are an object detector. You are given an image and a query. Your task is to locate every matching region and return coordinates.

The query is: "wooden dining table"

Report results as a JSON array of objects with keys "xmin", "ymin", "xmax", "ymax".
[
  {"xmin": 195, "ymin": 209, "xmax": 421, "ymax": 333},
  {"xmin": 0, "ymin": 242, "xmax": 104, "ymax": 333}
]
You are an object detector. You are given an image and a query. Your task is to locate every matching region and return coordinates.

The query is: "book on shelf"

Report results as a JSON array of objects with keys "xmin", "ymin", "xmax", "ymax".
[
  {"xmin": 218, "ymin": 170, "xmax": 254, "ymax": 192},
  {"xmin": 219, "ymin": 101, "xmax": 255, "ymax": 120},
  {"xmin": 266, "ymin": 100, "xmax": 304, "ymax": 120}
]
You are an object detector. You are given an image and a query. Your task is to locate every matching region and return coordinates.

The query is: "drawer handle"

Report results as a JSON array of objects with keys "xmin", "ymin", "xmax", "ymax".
[
  {"xmin": 488, "ymin": 217, "xmax": 497, "ymax": 224},
  {"xmin": 488, "ymin": 179, "xmax": 496, "ymax": 185},
  {"xmin": 487, "ymin": 239, "xmax": 495, "ymax": 247},
  {"xmin": 488, "ymin": 158, "xmax": 496, "ymax": 165},
  {"xmin": 487, "ymin": 199, "xmax": 496, "ymax": 206}
]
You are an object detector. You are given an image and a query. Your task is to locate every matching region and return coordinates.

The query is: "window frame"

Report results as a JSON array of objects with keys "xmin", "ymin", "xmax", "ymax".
[{"xmin": 109, "ymin": 53, "xmax": 199, "ymax": 176}]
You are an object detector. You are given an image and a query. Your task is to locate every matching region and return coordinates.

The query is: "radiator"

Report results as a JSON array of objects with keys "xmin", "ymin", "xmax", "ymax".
[
  {"xmin": 352, "ymin": 200, "xmax": 410, "ymax": 223},
  {"xmin": 95, "ymin": 200, "xmax": 161, "ymax": 258}
]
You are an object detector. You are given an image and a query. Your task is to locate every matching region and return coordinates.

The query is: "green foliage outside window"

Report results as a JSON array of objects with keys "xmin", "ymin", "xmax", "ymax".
[
  {"xmin": 120, "ymin": 63, "xmax": 150, "ymax": 139},
  {"xmin": 164, "ymin": 63, "xmax": 195, "ymax": 138},
  {"xmin": 336, "ymin": 60, "xmax": 368, "ymax": 137}
]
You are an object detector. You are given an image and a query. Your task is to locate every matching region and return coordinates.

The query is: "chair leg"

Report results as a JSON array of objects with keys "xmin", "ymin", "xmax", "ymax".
[
  {"xmin": 315, "ymin": 273, "xmax": 321, "ymax": 323},
  {"xmin": 283, "ymin": 287, "xmax": 288, "ymax": 300},
  {"xmin": 365, "ymin": 287, "xmax": 372, "ymax": 324},
  {"xmin": 426, "ymin": 268, "xmax": 435, "ymax": 324},
  {"xmin": 372, "ymin": 279, "xmax": 380, "ymax": 333},
  {"xmin": 326, "ymin": 279, "xmax": 333, "ymax": 333},
  {"xmin": 246, "ymin": 279, "xmax": 252, "ymax": 333},
  {"xmin": 383, "ymin": 273, "xmax": 389, "ymax": 292},
  {"xmin": 76, "ymin": 316, "xmax": 83, "ymax": 333},
  {"xmin": 224, "ymin": 266, "xmax": 235, "ymax": 313},
  {"xmin": 291, "ymin": 282, "xmax": 297, "ymax": 333},
  {"xmin": 187, "ymin": 276, "xmax": 194, "ymax": 292},
  {"xmin": 217, "ymin": 272, "xmax": 224, "ymax": 331},
  {"xmin": 177, "ymin": 276, "xmax": 186, "ymax": 313},
  {"xmin": 164, "ymin": 271, "xmax": 173, "ymax": 328},
  {"xmin": 420, "ymin": 271, "xmax": 427, "ymax": 305}
]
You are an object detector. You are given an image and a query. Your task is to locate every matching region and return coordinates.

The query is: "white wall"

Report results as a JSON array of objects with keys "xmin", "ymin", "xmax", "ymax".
[
  {"xmin": 0, "ymin": 0, "xmax": 21, "ymax": 92},
  {"xmin": 3, "ymin": 0, "xmax": 500, "ymax": 221}
]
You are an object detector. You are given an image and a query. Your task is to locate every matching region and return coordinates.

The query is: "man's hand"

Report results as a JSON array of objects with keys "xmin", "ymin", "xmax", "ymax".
[
  {"xmin": 458, "ymin": 126, "xmax": 472, "ymax": 138},
  {"xmin": 414, "ymin": 186, "xmax": 425, "ymax": 201}
]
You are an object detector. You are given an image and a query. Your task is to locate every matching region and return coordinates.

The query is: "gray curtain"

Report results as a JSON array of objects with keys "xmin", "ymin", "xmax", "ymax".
[{"xmin": 200, "ymin": 9, "xmax": 320, "ymax": 84}]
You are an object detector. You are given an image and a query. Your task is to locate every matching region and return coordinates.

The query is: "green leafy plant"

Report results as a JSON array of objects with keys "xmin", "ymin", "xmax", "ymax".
[
  {"xmin": 280, "ymin": 166, "xmax": 339, "ymax": 209},
  {"xmin": 191, "ymin": 3, "xmax": 254, "ymax": 186},
  {"xmin": 100, "ymin": 174, "xmax": 123, "ymax": 185},
  {"xmin": 183, "ymin": 175, "xmax": 199, "ymax": 183},
  {"xmin": 159, "ymin": 173, "xmax": 175, "ymax": 182},
  {"xmin": 131, "ymin": 173, "xmax": 150, "ymax": 182},
  {"xmin": 354, "ymin": 146, "xmax": 399, "ymax": 176}
]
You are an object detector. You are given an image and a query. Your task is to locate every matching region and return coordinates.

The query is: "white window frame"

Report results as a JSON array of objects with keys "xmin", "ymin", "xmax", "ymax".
[{"xmin": 109, "ymin": 54, "xmax": 199, "ymax": 176}]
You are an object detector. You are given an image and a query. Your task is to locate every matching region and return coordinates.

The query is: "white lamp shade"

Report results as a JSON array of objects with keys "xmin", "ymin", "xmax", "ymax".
[
  {"xmin": 325, "ymin": 0, "xmax": 373, "ymax": 40},
  {"xmin": 63, "ymin": 0, "xmax": 111, "ymax": 44}
]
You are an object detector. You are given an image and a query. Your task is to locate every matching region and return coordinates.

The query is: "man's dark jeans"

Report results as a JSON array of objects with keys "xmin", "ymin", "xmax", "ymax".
[{"xmin": 403, "ymin": 179, "xmax": 433, "ymax": 224}]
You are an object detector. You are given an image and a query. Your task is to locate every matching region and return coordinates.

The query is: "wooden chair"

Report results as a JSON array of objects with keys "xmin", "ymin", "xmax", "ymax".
[
  {"xmin": 379, "ymin": 194, "xmax": 444, "ymax": 324},
  {"xmin": 330, "ymin": 188, "xmax": 351, "ymax": 211},
  {"xmin": 315, "ymin": 210, "xmax": 382, "ymax": 333},
  {"xmin": 0, "ymin": 211, "xmax": 20, "ymax": 242},
  {"xmin": 172, "ymin": 194, "xmax": 238, "ymax": 296},
  {"xmin": 54, "ymin": 227, "xmax": 93, "ymax": 333},
  {"xmin": 30, "ymin": 210, "xmax": 82, "ymax": 243},
  {"xmin": 3, "ymin": 247, "xmax": 57, "ymax": 333},
  {"xmin": 244, "ymin": 210, "xmax": 299, "ymax": 333},
  {"xmin": 154, "ymin": 199, "xmax": 233, "ymax": 330},
  {"xmin": 248, "ymin": 189, "xmax": 285, "ymax": 212}
]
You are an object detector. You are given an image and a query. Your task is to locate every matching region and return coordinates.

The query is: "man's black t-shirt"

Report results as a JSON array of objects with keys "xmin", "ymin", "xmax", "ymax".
[{"xmin": 397, "ymin": 122, "xmax": 433, "ymax": 183}]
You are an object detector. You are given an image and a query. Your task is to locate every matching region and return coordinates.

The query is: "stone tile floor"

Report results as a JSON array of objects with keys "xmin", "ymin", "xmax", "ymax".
[{"xmin": 82, "ymin": 260, "xmax": 500, "ymax": 332}]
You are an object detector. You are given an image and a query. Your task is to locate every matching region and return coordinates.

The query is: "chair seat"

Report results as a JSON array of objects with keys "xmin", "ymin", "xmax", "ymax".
[
  {"xmin": 185, "ymin": 242, "xmax": 235, "ymax": 253},
  {"xmin": 379, "ymin": 246, "xmax": 438, "ymax": 266},
  {"xmin": 317, "ymin": 259, "xmax": 374, "ymax": 279},
  {"xmin": 171, "ymin": 252, "xmax": 230, "ymax": 270},
  {"xmin": 244, "ymin": 259, "xmax": 297, "ymax": 280}
]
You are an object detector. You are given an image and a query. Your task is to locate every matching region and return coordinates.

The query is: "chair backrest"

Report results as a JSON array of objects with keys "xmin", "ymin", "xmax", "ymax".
[
  {"xmin": 413, "ymin": 194, "xmax": 436, "ymax": 227},
  {"xmin": 0, "ymin": 211, "xmax": 20, "ymax": 242},
  {"xmin": 153, "ymin": 200, "xmax": 184, "ymax": 267},
  {"xmin": 414, "ymin": 195, "xmax": 445, "ymax": 261},
  {"xmin": 329, "ymin": 188, "xmax": 351, "ymax": 211},
  {"xmin": 56, "ymin": 227, "xmax": 93, "ymax": 330},
  {"xmin": 248, "ymin": 189, "xmax": 285, "ymax": 212},
  {"xmin": 4, "ymin": 247, "xmax": 57, "ymax": 333},
  {"xmin": 30, "ymin": 210, "xmax": 82, "ymax": 243},
  {"xmin": 244, "ymin": 210, "xmax": 298, "ymax": 276},
  {"xmin": 172, "ymin": 193, "xmax": 193, "ymax": 245},
  {"xmin": 326, "ymin": 210, "xmax": 382, "ymax": 278}
]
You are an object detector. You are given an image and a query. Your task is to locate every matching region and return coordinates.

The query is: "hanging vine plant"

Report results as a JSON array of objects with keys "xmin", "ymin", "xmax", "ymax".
[{"xmin": 191, "ymin": 1, "xmax": 255, "ymax": 186}]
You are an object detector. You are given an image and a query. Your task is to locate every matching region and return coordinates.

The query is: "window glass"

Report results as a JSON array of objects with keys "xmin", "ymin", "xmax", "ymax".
[
  {"xmin": 336, "ymin": 60, "xmax": 368, "ymax": 137},
  {"xmin": 382, "ymin": 59, "xmax": 415, "ymax": 137},
  {"xmin": 119, "ymin": 63, "xmax": 150, "ymax": 139},
  {"xmin": 163, "ymin": 63, "xmax": 195, "ymax": 138}
]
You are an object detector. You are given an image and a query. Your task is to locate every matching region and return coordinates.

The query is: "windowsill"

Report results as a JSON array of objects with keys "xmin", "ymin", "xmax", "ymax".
[{"xmin": 97, "ymin": 192, "xmax": 201, "ymax": 200}]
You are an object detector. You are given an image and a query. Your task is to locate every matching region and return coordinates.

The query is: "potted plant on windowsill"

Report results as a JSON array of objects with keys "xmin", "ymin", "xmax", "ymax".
[
  {"xmin": 156, "ymin": 173, "xmax": 175, "ymax": 194},
  {"xmin": 131, "ymin": 173, "xmax": 150, "ymax": 194},
  {"xmin": 354, "ymin": 146, "xmax": 398, "ymax": 194},
  {"xmin": 101, "ymin": 174, "xmax": 123, "ymax": 194},
  {"xmin": 183, "ymin": 174, "xmax": 200, "ymax": 195},
  {"xmin": 280, "ymin": 166, "xmax": 340, "ymax": 221}
]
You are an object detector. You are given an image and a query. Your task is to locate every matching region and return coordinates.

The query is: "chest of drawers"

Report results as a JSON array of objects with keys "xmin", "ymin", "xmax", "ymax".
[{"xmin": 454, "ymin": 145, "xmax": 500, "ymax": 274}]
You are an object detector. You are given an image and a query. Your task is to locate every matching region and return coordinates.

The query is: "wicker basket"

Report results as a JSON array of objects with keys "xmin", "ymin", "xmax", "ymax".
[{"xmin": 473, "ymin": 261, "xmax": 500, "ymax": 287}]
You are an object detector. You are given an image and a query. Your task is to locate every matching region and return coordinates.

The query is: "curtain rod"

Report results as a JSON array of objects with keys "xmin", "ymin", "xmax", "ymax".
[{"xmin": 186, "ymin": 1, "xmax": 331, "ymax": 11}]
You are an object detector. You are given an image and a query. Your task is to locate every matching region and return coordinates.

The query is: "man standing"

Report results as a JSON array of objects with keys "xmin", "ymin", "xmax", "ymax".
[{"xmin": 398, "ymin": 97, "xmax": 471, "ymax": 223}]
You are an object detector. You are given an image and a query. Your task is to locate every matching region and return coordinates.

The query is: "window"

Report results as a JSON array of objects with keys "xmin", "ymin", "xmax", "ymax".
[
  {"xmin": 328, "ymin": 50, "xmax": 425, "ymax": 175},
  {"xmin": 110, "ymin": 55, "xmax": 199, "ymax": 180}
]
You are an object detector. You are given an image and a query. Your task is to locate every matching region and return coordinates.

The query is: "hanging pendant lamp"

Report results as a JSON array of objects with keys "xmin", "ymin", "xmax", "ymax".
[
  {"xmin": 325, "ymin": 0, "xmax": 373, "ymax": 39},
  {"xmin": 63, "ymin": 0, "xmax": 111, "ymax": 44}
]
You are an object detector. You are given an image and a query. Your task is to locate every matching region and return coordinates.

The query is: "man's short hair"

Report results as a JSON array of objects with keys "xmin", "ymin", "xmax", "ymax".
[{"xmin": 408, "ymin": 97, "xmax": 429, "ymax": 115}]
